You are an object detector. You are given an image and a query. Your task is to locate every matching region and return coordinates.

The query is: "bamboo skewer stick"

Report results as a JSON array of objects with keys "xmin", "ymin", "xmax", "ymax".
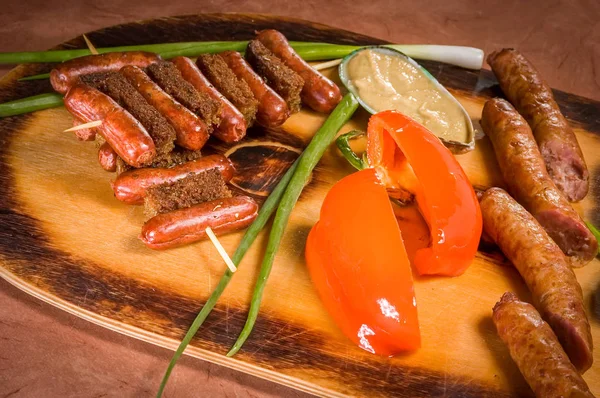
[
  {"xmin": 205, "ymin": 226, "xmax": 237, "ymax": 272},
  {"xmin": 63, "ymin": 119, "xmax": 102, "ymax": 132},
  {"xmin": 82, "ymin": 34, "xmax": 99, "ymax": 55}
]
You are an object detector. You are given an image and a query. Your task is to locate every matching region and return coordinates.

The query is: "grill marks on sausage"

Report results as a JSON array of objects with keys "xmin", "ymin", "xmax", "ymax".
[
  {"xmin": 144, "ymin": 168, "xmax": 232, "ymax": 218},
  {"xmin": 245, "ymin": 40, "xmax": 304, "ymax": 113},
  {"xmin": 487, "ymin": 48, "xmax": 589, "ymax": 202},
  {"xmin": 146, "ymin": 61, "xmax": 222, "ymax": 128},
  {"xmin": 80, "ymin": 71, "xmax": 176, "ymax": 156},
  {"xmin": 480, "ymin": 98, "xmax": 597, "ymax": 267},
  {"xmin": 492, "ymin": 292, "xmax": 594, "ymax": 397},
  {"xmin": 480, "ymin": 188, "xmax": 593, "ymax": 373},
  {"xmin": 196, "ymin": 54, "xmax": 259, "ymax": 125}
]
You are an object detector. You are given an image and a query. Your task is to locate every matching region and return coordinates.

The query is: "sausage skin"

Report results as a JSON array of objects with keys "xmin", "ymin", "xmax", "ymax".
[
  {"xmin": 120, "ymin": 65, "xmax": 210, "ymax": 151},
  {"xmin": 98, "ymin": 142, "xmax": 117, "ymax": 172},
  {"xmin": 111, "ymin": 154, "xmax": 235, "ymax": 205},
  {"xmin": 170, "ymin": 56, "xmax": 247, "ymax": 143},
  {"xmin": 488, "ymin": 49, "xmax": 589, "ymax": 202},
  {"xmin": 219, "ymin": 51, "xmax": 290, "ymax": 128},
  {"xmin": 493, "ymin": 292, "xmax": 594, "ymax": 398},
  {"xmin": 480, "ymin": 188, "xmax": 593, "ymax": 373},
  {"xmin": 50, "ymin": 51, "xmax": 162, "ymax": 94},
  {"xmin": 140, "ymin": 196, "xmax": 258, "ymax": 250},
  {"xmin": 64, "ymin": 83, "xmax": 156, "ymax": 168},
  {"xmin": 481, "ymin": 98, "xmax": 597, "ymax": 267},
  {"xmin": 255, "ymin": 29, "xmax": 342, "ymax": 113},
  {"xmin": 72, "ymin": 118, "xmax": 96, "ymax": 141}
]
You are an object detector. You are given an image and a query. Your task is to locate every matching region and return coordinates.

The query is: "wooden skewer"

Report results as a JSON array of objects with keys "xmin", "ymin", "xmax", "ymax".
[
  {"xmin": 63, "ymin": 119, "xmax": 102, "ymax": 132},
  {"xmin": 313, "ymin": 58, "xmax": 342, "ymax": 71},
  {"xmin": 83, "ymin": 34, "xmax": 99, "ymax": 55},
  {"xmin": 205, "ymin": 226, "xmax": 237, "ymax": 273}
]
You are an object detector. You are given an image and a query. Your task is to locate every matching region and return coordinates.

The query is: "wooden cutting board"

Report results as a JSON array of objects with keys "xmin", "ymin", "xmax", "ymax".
[{"xmin": 0, "ymin": 13, "xmax": 599, "ymax": 398}]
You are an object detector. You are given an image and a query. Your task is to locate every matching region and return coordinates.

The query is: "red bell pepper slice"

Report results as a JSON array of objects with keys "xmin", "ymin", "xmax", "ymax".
[
  {"xmin": 305, "ymin": 168, "xmax": 420, "ymax": 356},
  {"xmin": 367, "ymin": 111, "xmax": 482, "ymax": 276}
]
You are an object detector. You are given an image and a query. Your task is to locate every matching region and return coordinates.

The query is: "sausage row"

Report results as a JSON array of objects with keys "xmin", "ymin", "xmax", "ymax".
[
  {"xmin": 53, "ymin": 30, "xmax": 342, "ymax": 173},
  {"xmin": 51, "ymin": 31, "xmax": 343, "ymax": 250},
  {"xmin": 481, "ymin": 49, "xmax": 597, "ymax": 395}
]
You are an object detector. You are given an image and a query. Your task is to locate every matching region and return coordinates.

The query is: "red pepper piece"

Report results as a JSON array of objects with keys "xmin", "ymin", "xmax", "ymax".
[
  {"xmin": 305, "ymin": 168, "xmax": 420, "ymax": 356},
  {"xmin": 367, "ymin": 110, "xmax": 482, "ymax": 276}
]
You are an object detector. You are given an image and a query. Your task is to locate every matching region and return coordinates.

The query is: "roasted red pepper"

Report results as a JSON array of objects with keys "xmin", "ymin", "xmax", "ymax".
[
  {"xmin": 306, "ymin": 167, "xmax": 420, "ymax": 356},
  {"xmin": 305, "ymin": 111, "xmax": 481, "ymax": 356},
  {"xmin": 367, "ymin": 111, "xmax": 481, "ymax": 276}
]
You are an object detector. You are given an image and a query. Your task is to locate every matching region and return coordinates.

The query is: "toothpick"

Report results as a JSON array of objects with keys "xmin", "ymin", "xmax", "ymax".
[
  {"xmin": 83, "ymin": 34, "xmax": 99, "ymax": 55},
  {"xmin": 313, "ymin": 58, "xmax": 342, "ymax": 71},
  {"xmin": 64, "ymin": 120, "xmax": 102, "ymax": 132},
  {"xmin": 205, "ymin": 227, "xmax": 237, "ymax": 273}
]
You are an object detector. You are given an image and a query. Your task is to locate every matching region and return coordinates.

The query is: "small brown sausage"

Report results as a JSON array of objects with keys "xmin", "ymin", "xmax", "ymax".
[
  {"xmin": 488, "ymin": 49, "xmax": 589, "ymax": 202},
  {"xmin": 98, "ymin": 142, "xmax": 117, "ymax": 172},
  {"xmin": 64, "ymin": 83, "xmax": 156, "ymax": 168},
  {"xmin": 493, "ymin": 292, "xmax": 594, "ymax": 398},
  {"xmin": 219, "ymin": 51, "xmax": 290, "ymax": 128},
  {"xmin": 72, "ymin": 117, "xmax": 96, "ymax": 141},
  {"xmin": 256, "ymin": 29, "xmax": 342, "ymax": 113},
  {"xmin": 120, "ymin": 65, "xmax": 210, "ymax": 151},
  {"xmin": 481, "ymin": 98, "xmax": 597, "ymax": 267},
  {"xmin": 170, "ymin": 56, "xmax": 247, "ymax": 143},
  {"xmin": 480, "ymin": 188, "xmax": 593, "ymax": 373},
  {"xmin": 140, "ymin": 196, "xmax": 258, "ymax": 250},
  {"xmin": 50, "ymin": 51, "xmax": 162, "ymax": 94},
  {"xmin": 111, "ymin": 154, "xmax": 235, "ymax": 205}
]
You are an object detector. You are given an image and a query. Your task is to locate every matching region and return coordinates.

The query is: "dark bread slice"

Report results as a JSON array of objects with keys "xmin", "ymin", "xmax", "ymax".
[
  {"xmin": 245, "ymin": 40, "xmax": 304, "ymax": 113},
  {"xmin": 196, "ymin": 54, "xmax": 258, "ymax": 126},
  {"xmin": 146, "ymin": 61, "xmax": 222, "ymax": 128},
  {"xmin": 144, "ymin": 168, "xmax": 232, "ymax": 218},
  {"xmin": 80, "ymin": 71, "xmax": 176, "ymax": 156}
]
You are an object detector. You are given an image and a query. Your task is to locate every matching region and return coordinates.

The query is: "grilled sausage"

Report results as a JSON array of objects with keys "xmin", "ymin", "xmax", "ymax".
[
  {"xmin": 219, "ymin": 51, "xmax": 290, "ymax": 128},
  {"xmin": 120, "ymin": 65, "xmax": 210, "ymax": 151},
  {"xmin": 140, "ymin": 195, "xmax": 258, "ymax": 250},
  {"xmin": 255, "ymin": 29, "xmax": 342, "ymax": 113},
  {"xmin": 170, "ymin": 56, "xmax": 247, "ymax": 143},
  {"xmin": 480, "ymin": 188, "xmax": 593, "ymax": 372},
  {"xmin": 481, "ymin": 98, "xmax": 597, "ymax": 267},
  {"xmin": 111, "ymin": 154, "xmax": 235, "ymax": 205},
  {"xmin": 50, "ymin": 51, "xmax": 162, "ymax": 94},
  {"xmin": 488, "ymin": 49, "xmax": 589, "ymax": 202},
  {"xmin": 64, "ymin": 83, "xmax": 156, "ymax": 168},
  {"xmin": 98, "ymin": 142, "xmax": 117, "ymax": 172},
  {"xmin": 71, "ymin": 117, "xmax": 96, "ymax": 141},
  {"xmin": 493, "ymin": 292, "xmax": 594, "ymax": 398}
]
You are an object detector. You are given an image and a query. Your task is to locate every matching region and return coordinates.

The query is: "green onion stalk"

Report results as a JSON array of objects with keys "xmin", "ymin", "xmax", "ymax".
[
  {"xmin": 17, "ymin": 43, "xmax": 482, "ymax": 81},
  {"xmin": 0, "ymin": 41, "xmax": 481, "ymax": 118},
  {"xmin": 0, "ymin": 93, "xmax": 63, "ymax": 118},
  {"xmin": 226, "ymin": 93, "xmax": 359, "ymax": 356},
  {"xmin": 156, "ymin": 93, "xmax": 358, "ymax": 397}
]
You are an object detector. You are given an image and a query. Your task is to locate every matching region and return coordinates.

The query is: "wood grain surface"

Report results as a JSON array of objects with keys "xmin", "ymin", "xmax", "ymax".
[{"xmin": 1, "ymin": 4, "xmax": 599, "ymax": 398}]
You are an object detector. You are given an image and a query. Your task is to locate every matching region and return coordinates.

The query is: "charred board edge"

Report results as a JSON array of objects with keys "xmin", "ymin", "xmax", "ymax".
[{"xmin": 0, "ymin": 12, "xmax": 596, "ymax": 398}]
